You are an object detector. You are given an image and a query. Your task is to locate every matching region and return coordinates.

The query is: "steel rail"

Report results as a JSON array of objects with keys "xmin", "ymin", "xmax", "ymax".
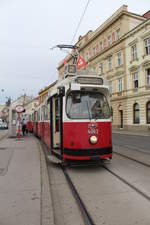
[
  {"xmin": 60, "ymin": 165, "xmax": 96, "ymax": 225},
  {"xmin": 102, "ymin": 164, "xmax": 150, "ymax": 202},
  {"xmin": 114, "ymin": 151, "xmax": 150, "ymax": 168}
]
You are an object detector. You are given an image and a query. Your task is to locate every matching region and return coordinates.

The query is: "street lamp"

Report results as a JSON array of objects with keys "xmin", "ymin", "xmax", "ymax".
[{"xmin": 1, "ymin": 89, "xmax": 4, "ymax": 104}]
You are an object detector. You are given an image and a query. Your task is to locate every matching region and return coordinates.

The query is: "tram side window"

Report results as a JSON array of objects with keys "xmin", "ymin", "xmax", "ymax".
[
  {"xmin": 47, "ymin": 103, "xmax": 50, "ymax": 120},
  {"xmin": 38, "ymin": 109, "xmax": 40, "ymax": 121},
  {"xmin": 43, "ymin": 106, "xmax": 47, "ymax": 120}
]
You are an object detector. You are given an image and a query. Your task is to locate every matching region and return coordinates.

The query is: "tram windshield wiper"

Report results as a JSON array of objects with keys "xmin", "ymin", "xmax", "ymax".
[{"xmin": 86, "ymin": 99, "xmax": 92, "ymax": 121}]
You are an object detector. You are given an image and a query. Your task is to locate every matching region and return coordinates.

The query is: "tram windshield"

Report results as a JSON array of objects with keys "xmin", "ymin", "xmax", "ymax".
[{"xmin": 66, "ymin": 91, "xmax": 110, "ymax": 119}]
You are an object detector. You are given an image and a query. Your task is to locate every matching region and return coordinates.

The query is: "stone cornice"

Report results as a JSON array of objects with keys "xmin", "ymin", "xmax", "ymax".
[
  {"xmin": 124, "ymin": 19, "xmax": 150, "ymax": 39},
  {"xmin": 111, "ymin": 88, "xmax": 150, "ymax": 102}
]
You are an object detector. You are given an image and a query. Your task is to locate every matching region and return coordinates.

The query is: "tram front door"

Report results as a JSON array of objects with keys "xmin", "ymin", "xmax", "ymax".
[{"xmin": 52, "ymin": 97, "xmax": 60, "ymax": 149}]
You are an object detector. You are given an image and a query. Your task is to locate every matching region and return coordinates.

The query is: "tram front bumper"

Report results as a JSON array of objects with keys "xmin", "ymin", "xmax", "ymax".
[{"xmin": 63, "ymin": 146, "xmax": 112, "ymax": 160}]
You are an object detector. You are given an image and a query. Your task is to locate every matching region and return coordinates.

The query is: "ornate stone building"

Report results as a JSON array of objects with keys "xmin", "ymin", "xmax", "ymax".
[
  {"xmin": 125, "ymin": 19, "xmax": 150, "ymax": 130},
  {"xmin": 57, "ymin": 5, "xmax": 150, "ymax": 130}
]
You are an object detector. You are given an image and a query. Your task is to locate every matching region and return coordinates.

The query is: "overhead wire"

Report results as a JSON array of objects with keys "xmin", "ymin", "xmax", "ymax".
[{"xmin": 71, "ymin": 0, "xmax": 91, "ymax": 44}]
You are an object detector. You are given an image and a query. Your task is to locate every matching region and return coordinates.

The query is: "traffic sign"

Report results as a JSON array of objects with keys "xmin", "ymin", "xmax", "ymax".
[{"xmin": 15, "ymin": 105, "xmax": 24, "ymax": 113}]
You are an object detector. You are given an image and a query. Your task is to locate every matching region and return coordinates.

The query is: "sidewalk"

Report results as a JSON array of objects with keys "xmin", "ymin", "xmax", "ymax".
[
  {"xmin": 0, "ymin": 130, "xmax": 8, "ymax": 140},
  {"xmin": 0, "ymin": 134, "xmax": 54, "ymax": 225},
  {"xmin": 112, "ymin": 128, "xmax": 150, "ymax": 136}
]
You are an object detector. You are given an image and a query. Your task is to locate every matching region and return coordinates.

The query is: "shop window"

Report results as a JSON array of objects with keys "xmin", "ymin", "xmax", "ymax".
[
  {"xmin": 133, "ymin": 103, "xmax": 140, "ymax": 124},
  {"xmin": 145, "ymin": 37, "xmax": 150, "ymax": 55},
  {"xmin": 146, "ymin": 68, "xmax": 150, "ymax": 85},
  {"xmin": 146, "ymin": 101, "xmax": 150, "ymax": 124}
]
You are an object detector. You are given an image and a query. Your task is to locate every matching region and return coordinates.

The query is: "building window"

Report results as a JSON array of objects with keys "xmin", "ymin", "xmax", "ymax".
[
  {"xmin": 99, "ymin": 63, "xmax": 104, "ymax": 74},
  {"xmin": 112, "ymin": 32, "xmax": 115, "ymax": 42},
  {"xmin": 145, "ymin": 37, "xmax": 150, "ymax": 55},
  {"xmin": 146, "ymin": 101, "xmax": 150, "ymax": 124},
  {"xmin": 117, "ymin": 52, "xmax": 122, "ymax": 66},
  {"xmin": 85, "ymin": 52, "xmax": 89, "ymax": 62},
  {"xmin": 133, "ymin": 72, "xmax": 138, "ymax": 88},
  {"xmin": 108, "ymin": 35, "xmax": 112, "ymax": 46},
  {"xmin": 96, "ymin": 44, "xmax": 99, "ymax": 54},
  {"xmin": 108, "ymin": 81, "xmax": 112, "ymax": 94},
  {"xmin": 93, "ymin": 47, "xmax": 96, "ymax": 56},
  {"xmin": 133, "ymin": 103, "xmax": 140, "ymax": 124},
  {"xmin": 131, "ymin": 45, "xmax": 137, "ymax": 61},
  {"xmin": 108, "ymin": 56, "xmax": 112, "ymax": 70},
  {"xmin": 118, "ymin": 78, "xmax": 123, "ymax": 92},
  {"xmin": 99, "ymin": 42, "xmax": 103, "ymax": 51},
  {"xmin": 104, "ymin": 38, "xmax": 107, "ymax": 48},
  {"xmin": 146, "ymin": 68, "xmax": 150, "ymax": 85},
  {"xmin": 116, "ymin": 28, "xmax": 120, "ymax": 40}
]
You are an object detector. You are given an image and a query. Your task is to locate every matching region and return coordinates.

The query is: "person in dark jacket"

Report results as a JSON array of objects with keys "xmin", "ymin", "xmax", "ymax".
[{"xmin": 21, "ymin": 118, "xmax": 27, "ymax": 135}]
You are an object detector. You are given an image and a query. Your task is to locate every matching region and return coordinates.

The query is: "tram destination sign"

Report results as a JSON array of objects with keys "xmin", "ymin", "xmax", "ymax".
[
  {"xmin": 76, "ymin": 77, "xmax": 103, "ymax": 85},
  {"xmin": 15, "ymin": 105, "xmax": 24, "ymax": 113}
]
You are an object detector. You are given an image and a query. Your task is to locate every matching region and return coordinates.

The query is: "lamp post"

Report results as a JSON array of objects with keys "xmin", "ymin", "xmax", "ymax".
[
  {"xmin": 1, "ymin": 89, "xmax": 4, "ymax": 104},
  {"xmin": 22, "ymin": 89, "xmax": 26, "ymax": 106}
]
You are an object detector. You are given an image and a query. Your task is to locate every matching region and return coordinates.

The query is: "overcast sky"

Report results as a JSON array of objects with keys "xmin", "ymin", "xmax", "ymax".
[{"xmin": 0, "ymin": 0, "xmax": 149, "ymax": 103}]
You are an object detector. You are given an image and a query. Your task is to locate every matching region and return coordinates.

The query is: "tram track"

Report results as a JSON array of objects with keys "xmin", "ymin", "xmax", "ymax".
[
  {"xmin": 60, "ymin": 164, "xmax": 96, "ymax": 225},
  {"xmin": 102, "ymin": 163, "xmax": 150, "ymax": 202},
  {"xmin": 113, "ymin": 151, "xmax": 150, "ymax": 168},
  {"xmin": 63, "ymin": 160, "xmax": 150, "ymax": 225},
  {"xmin": 42, "ymin": 137, "xmax": 150, "ymax": 225}
]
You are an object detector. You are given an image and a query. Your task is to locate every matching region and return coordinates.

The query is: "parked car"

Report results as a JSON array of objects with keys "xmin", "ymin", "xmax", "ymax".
[{"xmin": 0, "ymin": 121, "xmax": 8, "ymax": 129}]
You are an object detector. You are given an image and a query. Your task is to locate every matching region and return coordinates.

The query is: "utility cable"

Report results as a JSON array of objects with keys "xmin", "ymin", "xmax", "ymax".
[{"xmin": 71, "ymin": 0, "xmax": 91, "ymax": 44}]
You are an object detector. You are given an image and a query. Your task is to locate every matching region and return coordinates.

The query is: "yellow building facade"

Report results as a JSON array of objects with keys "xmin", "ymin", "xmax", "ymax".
[
  {"xmin": 58, "ymin": 5, "xmax": 148, "ymax": 129},
  {"xmin": 38, "ymin": 81, "xmax": 57, "ymax": 104}
]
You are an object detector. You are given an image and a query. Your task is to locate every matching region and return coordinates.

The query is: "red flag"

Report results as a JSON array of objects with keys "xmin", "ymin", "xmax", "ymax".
[
  {"xmin": 64, "ymin": 59, "xmax": 67, "ymax": 65},
  {"xmin": 76, "ymin": 55, "xmax": 86, "ymax": 69}
]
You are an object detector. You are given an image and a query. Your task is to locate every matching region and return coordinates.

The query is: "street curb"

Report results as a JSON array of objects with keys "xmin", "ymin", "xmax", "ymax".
[
  {"xmin": 35, "ymin": 139, "xmax": 55, "ymax": 225},
  {"xmin": 112, "ymin": 131, "xmax": 150, "ymax": 137}
]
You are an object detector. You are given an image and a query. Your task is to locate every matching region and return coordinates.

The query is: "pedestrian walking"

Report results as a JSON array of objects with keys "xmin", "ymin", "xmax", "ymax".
[{"xmin": 21, "ymin": 118, "xmax": 27, "ymax": 135}]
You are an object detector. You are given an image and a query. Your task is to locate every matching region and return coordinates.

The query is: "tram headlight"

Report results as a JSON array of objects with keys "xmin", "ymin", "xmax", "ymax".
[{"xmin": 89, "ymin": 135, "xmax": 98, "ymax": 144}]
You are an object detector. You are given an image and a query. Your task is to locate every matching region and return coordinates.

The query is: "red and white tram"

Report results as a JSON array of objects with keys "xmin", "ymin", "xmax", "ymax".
[{"xmin": 31, "ymin": 63, "xmax": 112, "ymax": 164}]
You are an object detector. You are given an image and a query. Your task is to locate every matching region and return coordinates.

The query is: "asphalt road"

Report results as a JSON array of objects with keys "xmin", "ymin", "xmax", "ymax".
[{"xmin": 112, "ymin": 133, "xmax": 150, "ymax": 153}]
